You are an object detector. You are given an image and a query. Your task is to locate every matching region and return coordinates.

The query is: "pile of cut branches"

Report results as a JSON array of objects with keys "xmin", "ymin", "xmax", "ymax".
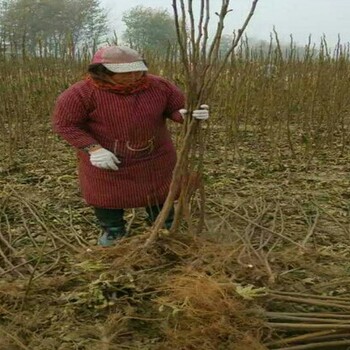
[
  {"xmin": 264, "ymin": 291, "xmax": 350, "ymax": 349},
  {"xmin": 0, "ymin": 232, "xmax": 267, "ymax": 350}
]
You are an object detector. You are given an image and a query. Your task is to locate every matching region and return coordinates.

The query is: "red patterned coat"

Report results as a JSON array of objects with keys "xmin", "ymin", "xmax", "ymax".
[{"xmin": 52, "ymin": 75, "xmax": 185, "ymax": 208}]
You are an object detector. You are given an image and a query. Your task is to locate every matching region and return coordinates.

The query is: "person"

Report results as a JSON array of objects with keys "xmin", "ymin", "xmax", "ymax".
[{"xmin": 52, "ymin": 45, "xmax": 209, "ymax": 247}]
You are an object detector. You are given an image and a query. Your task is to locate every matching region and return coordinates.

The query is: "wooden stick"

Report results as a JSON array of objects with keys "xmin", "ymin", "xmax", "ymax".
[
  {"xmin": 266, "ymin": 314, "xmax": 350, "ymax": 324},
  {"xmin": 273, "ymin": 339, "xmax": 350, "ymax": 350},
  {"xmin": 268, "ymin": 322, "xmax": 350, "ymax": 330},
  {"xmin": 270, "ymin": 291, "xmax": 350, "ymax": 302},
  {"xmin": 264, "ymin": 330, "xmax": 336, "ymax": 347},
  {"xmin": 266, "ymin": 312, "xmax": 350, "ymax": 319},
  {"xmin": 270, "ymin": 294, "xmax": 350, "ymax": 310}
]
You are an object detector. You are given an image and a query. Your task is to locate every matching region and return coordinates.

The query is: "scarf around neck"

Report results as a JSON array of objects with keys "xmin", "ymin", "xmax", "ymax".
[{"xmin": 86, "ymin": 74, "xmax": 150, "ymax": 95}]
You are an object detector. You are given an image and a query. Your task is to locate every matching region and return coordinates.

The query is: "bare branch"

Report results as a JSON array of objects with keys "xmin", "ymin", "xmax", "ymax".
[
  {"xmin": 201, "ymin": 0, "xmax": 210, "ymax": 63},
  {"xmin": 203, "ymin": 0, "xmax": 260, "ymax": 100},
  {"xmin": 172, "ymin": 0, "xmax": 190, "ymax": 79}
]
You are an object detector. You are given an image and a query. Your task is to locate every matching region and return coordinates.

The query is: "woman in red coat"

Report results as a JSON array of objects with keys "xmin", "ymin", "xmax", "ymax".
[{"xmin": 53, "ymin": 46, "xmax": 209, "ymax": 246}]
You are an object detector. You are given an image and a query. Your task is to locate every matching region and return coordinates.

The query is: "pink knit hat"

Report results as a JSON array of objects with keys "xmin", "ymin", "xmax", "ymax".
[{"xmin": 91, "ymin": 46, "xmax": 148, "ymax": 73}]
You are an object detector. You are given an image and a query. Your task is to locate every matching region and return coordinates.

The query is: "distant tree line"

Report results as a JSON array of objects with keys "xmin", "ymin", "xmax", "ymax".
[
  {"xmin": 0, "ymin": 0, "xmax": 108, "ymax": 58},
  {"xmin": 0, "ymin": 2, "xmax": 313, "ymax": 61},
  {"xmin": 0, "ymin": 1, "xmax": 178, "ymax": 59}
]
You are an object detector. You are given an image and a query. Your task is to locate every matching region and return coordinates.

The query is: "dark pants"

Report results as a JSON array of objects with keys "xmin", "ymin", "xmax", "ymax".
[{"xmin": 94, "ymin": 204, "xmax": 174, "ymax": 231}]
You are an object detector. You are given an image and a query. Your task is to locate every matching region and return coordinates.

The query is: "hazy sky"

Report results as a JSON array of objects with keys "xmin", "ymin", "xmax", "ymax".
[{"xmin": 100, "ymin": 0, "xmax": 349, "ymax": 47}]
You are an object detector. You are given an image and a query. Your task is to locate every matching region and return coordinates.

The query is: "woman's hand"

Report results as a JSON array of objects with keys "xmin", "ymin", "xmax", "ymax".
[
  {"xmin": 179, "ymin": 104, "xmax": 209, "ymax": 121},
  {"xmin": 89, "ymin": 148, "xmax": 121, "ymax": 170}
]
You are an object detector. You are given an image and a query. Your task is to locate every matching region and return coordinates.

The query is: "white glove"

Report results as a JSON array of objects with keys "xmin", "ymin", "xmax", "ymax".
[
  {"xmin": 179, "ymin": 104, "xmax": 209, "ymax": 121},
  {"xmin": 89, "ymin": 148, "xmax": 121, "ymax": 170}
]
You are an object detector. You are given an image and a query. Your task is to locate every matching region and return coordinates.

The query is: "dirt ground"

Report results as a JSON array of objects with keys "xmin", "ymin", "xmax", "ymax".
[{"xmin": 1, "ymin": 122, "xmax": 350, "ymax": 349}]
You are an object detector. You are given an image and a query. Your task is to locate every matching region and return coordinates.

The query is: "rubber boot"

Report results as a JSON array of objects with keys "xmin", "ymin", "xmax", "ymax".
[
  {"xmin": 98, "ymin": 226, "xmax": 127, "ymax": 247},
  {"xmin": 94, "ymin": 207, "xmax": 127, "ymax": 247}
]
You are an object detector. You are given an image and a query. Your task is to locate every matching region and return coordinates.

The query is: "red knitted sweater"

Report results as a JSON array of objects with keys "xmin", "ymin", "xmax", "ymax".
[{"xmin": 52, "ymin": 74, "xmax": 185, "ymax": 208}]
